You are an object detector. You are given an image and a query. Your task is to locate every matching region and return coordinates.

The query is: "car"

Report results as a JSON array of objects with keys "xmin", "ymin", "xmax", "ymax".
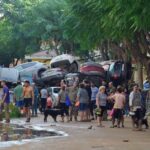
[
  {"xmin": 100, "ymin": 60, "xmax": 132, "ymax": 86},
  {"xmin": 50, "ymin": 54, "xmax": 79, "ymax": 73},
  {"xmin": 33, "ymin": 54, "xmax": 79, "ymax": 87},
  {"xmin": 0, "ymin": 67, "xmax": 19, "ymax": 83},
  {"xmin": 47, "ymin": 87, "xmax": 61, "ymax": 107},
  {"xmin": 65, "ymin": 62, "xmax": 106, "ymax": 87},
  {"xmin": 15, "ymin": 62, "xmax": 47, "ymax": 83}
]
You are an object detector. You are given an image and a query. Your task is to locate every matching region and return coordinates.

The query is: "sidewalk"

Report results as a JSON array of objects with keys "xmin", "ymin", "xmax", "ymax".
[{"xmin": 1, "ymin": 115, "xmax": 150, "ymax": 150}]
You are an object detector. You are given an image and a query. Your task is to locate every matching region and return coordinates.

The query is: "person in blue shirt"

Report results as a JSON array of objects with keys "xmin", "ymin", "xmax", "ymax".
[{"xmin": 1, "ymin": 81, "xmax": 10, "ymax": 123}]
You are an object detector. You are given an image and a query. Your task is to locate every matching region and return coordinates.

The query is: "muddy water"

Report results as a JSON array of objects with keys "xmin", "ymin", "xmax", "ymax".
[{"xmin": 0, "ymin": 122, "xmax": 62, "ymax": 142}]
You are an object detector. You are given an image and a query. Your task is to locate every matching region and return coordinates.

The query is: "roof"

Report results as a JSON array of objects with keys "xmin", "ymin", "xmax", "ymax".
[{"xmin": 25, "ymin": 50, "xmax": 57, "ymax": 60}]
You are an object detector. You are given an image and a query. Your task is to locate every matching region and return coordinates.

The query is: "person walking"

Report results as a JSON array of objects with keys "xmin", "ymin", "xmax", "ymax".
[
  {"xmin": 129, "ymin": 84, "xmax": 143, "ymax": 131},
  {"xmin": 1, "ymin": 81, "xmax": 10, "ymax": 123},
  {"xmin": 77, "ymin": 83, "xmax": 89, "ymax": 122},
  {"xmin": 40, "ymin": 87, "xmax": 48, "ymax": 113},
  {"xmin": 13, "ymin": 81, "xmax": 24, "ymax": 111},
  {"xmin": 32, "ymin": 83, "xmax": 39, "ymax": 117},
  {"xmin": 91, "ymin": 82, "xmax": 99, "ymax": 120},
  {"xmin": 58, "ymin": 85, "xmax": 69, "ymax": 122},
  {"xmin": 23, "ymin": 80, "xmax": 34, "ymax": 123},
  {"xmin": 96, "ymin": 86, "xmax": 107, "ymax": 127}
]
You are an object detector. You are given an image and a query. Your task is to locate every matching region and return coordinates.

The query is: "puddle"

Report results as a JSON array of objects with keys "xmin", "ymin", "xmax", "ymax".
[{"xmin": 0, "ymin": 122, "xmax": 68, "ymax": 147}]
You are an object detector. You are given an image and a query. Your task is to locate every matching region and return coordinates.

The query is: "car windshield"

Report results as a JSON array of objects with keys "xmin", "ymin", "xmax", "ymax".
[{"xmin": 53, "ymin": 88, "xmax": 61, "ymax": 93}]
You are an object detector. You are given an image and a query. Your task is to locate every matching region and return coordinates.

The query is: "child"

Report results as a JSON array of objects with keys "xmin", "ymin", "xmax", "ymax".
[{"xmin": 46, "ymin": 94, "xmax": 53, "ymax": 109}]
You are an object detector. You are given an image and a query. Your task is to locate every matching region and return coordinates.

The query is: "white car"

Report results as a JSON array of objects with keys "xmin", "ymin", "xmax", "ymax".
[{"xmin": 47, "ymin": 87, "xmax": 61, "ymax": 107}]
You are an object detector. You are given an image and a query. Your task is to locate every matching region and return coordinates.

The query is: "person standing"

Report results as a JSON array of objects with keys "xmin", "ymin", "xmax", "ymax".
[
  {"xmin": 23, "ymin": 80, "xmax": 34, "ymax": 122},
  {"xmin": 40, "ymin": 87, "xmax": 48, "ymax": 113},
  {"xmin": 13, "ymin": 81, "xmax": 23, "ymax": 111},
  {"xmin": 91, "ymin": 82, "xmax": 99, "ymax": 120},
  {"xmin": 1, "ymin": 81, "xmax": 10, "ymax": 123},
  {"xmin": 96, "ymin": 86, "xmax": 107, "ymax": 127},
  {"xmin": 68, "ymin": 82, "xmax": 78, "ymax": 121},
  {"xmin": 58, "ymin": 85, "xmax": 69, "ymax": 122},
  {"xmin": 77, "ymin": 83, "xmax": 89, "ymax": 122},
  {"xmin": 129, "ymin": 84, "xmax": 143, "ymax": 131},
  {"xmin": 32, "ymin": 83, "xmax": 39, "ymax": 117}
]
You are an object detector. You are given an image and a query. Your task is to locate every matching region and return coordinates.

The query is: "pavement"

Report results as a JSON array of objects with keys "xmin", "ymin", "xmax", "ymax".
[{"xmin": 0, "ymin": 115, "xmax": 150, "ymax": 150}]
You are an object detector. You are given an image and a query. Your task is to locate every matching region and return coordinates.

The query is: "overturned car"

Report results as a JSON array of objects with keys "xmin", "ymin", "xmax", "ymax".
[{"xmin": 33, "ymin": 54, "xmax": 79, "ymax": 86}]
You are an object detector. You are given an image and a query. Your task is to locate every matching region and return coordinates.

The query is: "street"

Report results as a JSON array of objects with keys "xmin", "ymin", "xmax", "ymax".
[{"xmin": 0, "ymin": 115, "xmax": 150, "ymax": 150}]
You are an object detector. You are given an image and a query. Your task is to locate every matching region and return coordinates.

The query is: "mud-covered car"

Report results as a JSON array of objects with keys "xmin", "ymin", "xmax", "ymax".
[
  {"xmin": 65, "ymin": 62, "xmax": 106, "ymax": 87},
  {"xmin": 33, "ymin": 54, "xmax": 79, "ymax": 86}
]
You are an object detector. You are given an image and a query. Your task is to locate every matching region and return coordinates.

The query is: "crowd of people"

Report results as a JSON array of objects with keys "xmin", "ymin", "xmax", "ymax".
[{"xmin": 0, "ymin": 78, "xmax": 150, "ymax": 131}]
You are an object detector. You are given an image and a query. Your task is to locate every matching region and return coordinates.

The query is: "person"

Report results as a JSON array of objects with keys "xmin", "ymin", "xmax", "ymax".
[
  {"xmin": 32, "ymin": 83, "xmax": 39, "ymax": 117},
  {"xmin": 58, "ymin": 85, "xmax": 69, "ymax": 122},
  {"xmin": 83, "ymin": 80, "xmax": 92, "ymax": 120},
  {"xmin": 96, "ymin": 86, "xmax": 107, "ymax": 127},
  {"xmin": 68, "ymin": 82, "xmax": 78, "ymax": 121},
  {"xmin": 91, "ymin": 82, "xmax": 99, "ymax": 120},
  {"xmin": 109, "ymin": 86, "xmax": 125, "ymax": 128},
  {"xmin": 129, "ymin": 84, "xmax": 143, "ymax": 131},
  {"xmin": 13, "ymin": 81, "xmax": 24, "ymax": 110},
  {"xmin": 23, "ymin": 80, "xmax": 34, "ymax": 122},
  {"xmin": 40, "ymin": 87, "xmax": 48, "ymax": 113},
  {"xmin": 1, "ymin": 81, "xmax": 10, "ymax": 123},
  {"xmin": 46, "ymin": 93, "xmax": 53, "ymax": 109},
  {"xmin": 76, "ymin": 83, "xmax": 89, "ymax": 122},
  {"xmin": 107, "ymin": 82, "xmax": 116, "ymax": 95}
]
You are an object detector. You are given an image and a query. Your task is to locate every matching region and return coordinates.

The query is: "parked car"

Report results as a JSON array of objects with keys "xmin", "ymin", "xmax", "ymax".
[
  {"xmin": 15, "ymin": 62, "xmax": 46, "ymax": 83},
  {"xmin": 47, "ymin": 87, "xmax": 61, "ymax": 107}
]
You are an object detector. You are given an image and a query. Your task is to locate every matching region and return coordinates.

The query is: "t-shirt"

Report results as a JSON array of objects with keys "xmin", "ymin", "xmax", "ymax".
[
  {"xmin": 77, "ymin": 88, "xmax": 89, "ymax": 104},
  {"xmin": 112, "ymin": 93, "xmax": 125, "ymax": 109},
  {"xmin": 40, "ymin": 89, "xmax": 47, "ymax": 99},
  {"xmin": 3, "ymin": 86, "xmax": 10, "ymax": 104},
  {"xmin": 91, "ymin": 87, "xmax": 99, "ymax": 101},
  {"xmin": 14, "ymin": 85, "xmax": 23, "ymax": 101},
  {"xmin": 96, "ymin": 92, "xmax": 107, "ymax": 106},
  {"xmin": 58, "ymin": 90, "xmax": 67, "ymax": 103}
]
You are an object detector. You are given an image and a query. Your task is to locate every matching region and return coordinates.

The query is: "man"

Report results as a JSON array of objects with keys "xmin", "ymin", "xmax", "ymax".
[
  {"xmin": 90, "ymin": 82, "xmax": 99, "ymax": 120},
  {"xmin": 1, "ymin": 81, "xmax": 10, "ymax": 123},
  {"xmin": 23, "ymin": 80, "xmax": 34, "ymax": 122},
  {"xmin": 68, "ymin": 82, "xmax": 78, "ymax": 121},
  {"xmin": 107, "ymin": 82, "xmax": 116, "ymax": 95},
  {"xmin": 129, "ymin": 84, "xmax": 143, "ymax": 131},
  {"xmin": 32, "ymin": 83, "xmax": 39, "ymax": 117},
  {"xmin": 40, "ymin": 86, "xmax": 48, "ymax": 113},
  {"xmin": 14, "ymin": 81, "xmax": 23, "ymax": 110}
]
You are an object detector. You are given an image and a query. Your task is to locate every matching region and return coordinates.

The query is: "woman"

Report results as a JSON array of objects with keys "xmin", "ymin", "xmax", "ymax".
[
  {"xmin": 109, "ymin": 86, "xmax": 125, "ymax": 128},
  {"xmin": 96, "ymin": 86, "xmax": 107, "ymax": 127},
  {"xmin": 58, "ymin": 85, "xmax": 69, "ymax": 122},
  {"xmin": 77, "ymin": 83, "xmax": 89, "ymax": 121}
]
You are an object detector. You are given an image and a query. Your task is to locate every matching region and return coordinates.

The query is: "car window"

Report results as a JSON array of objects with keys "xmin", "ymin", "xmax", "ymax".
[{"xmin": 53, "ymin": 88, "xmax": 61, "ymax": 93}]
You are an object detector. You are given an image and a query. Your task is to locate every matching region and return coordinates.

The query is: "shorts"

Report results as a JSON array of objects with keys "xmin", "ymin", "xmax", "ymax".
[
  {"xmin": 60, "ymin": 102, "xmax": 69, "ymax": 116},
  {"xmin": 79, "ymin": 103, "xmax": 88, "ymax": 111},
  {"xmin": 134, "ymin": 108, "xmax": 143, "ymax": 120},
  {"xmin": 16, "ymin": 100, "xmax": 24, "ymax": 107},
  {"xmin": 113, "ymin": 109, "xmax": 123, "ymax": 119},
  {"xmin": 97, "ymin": 106, "xmax": 106, "ymax": 117},
  {"xmin": 24, "ymin": 98, "xmax": 32, "ymax": 108}
]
